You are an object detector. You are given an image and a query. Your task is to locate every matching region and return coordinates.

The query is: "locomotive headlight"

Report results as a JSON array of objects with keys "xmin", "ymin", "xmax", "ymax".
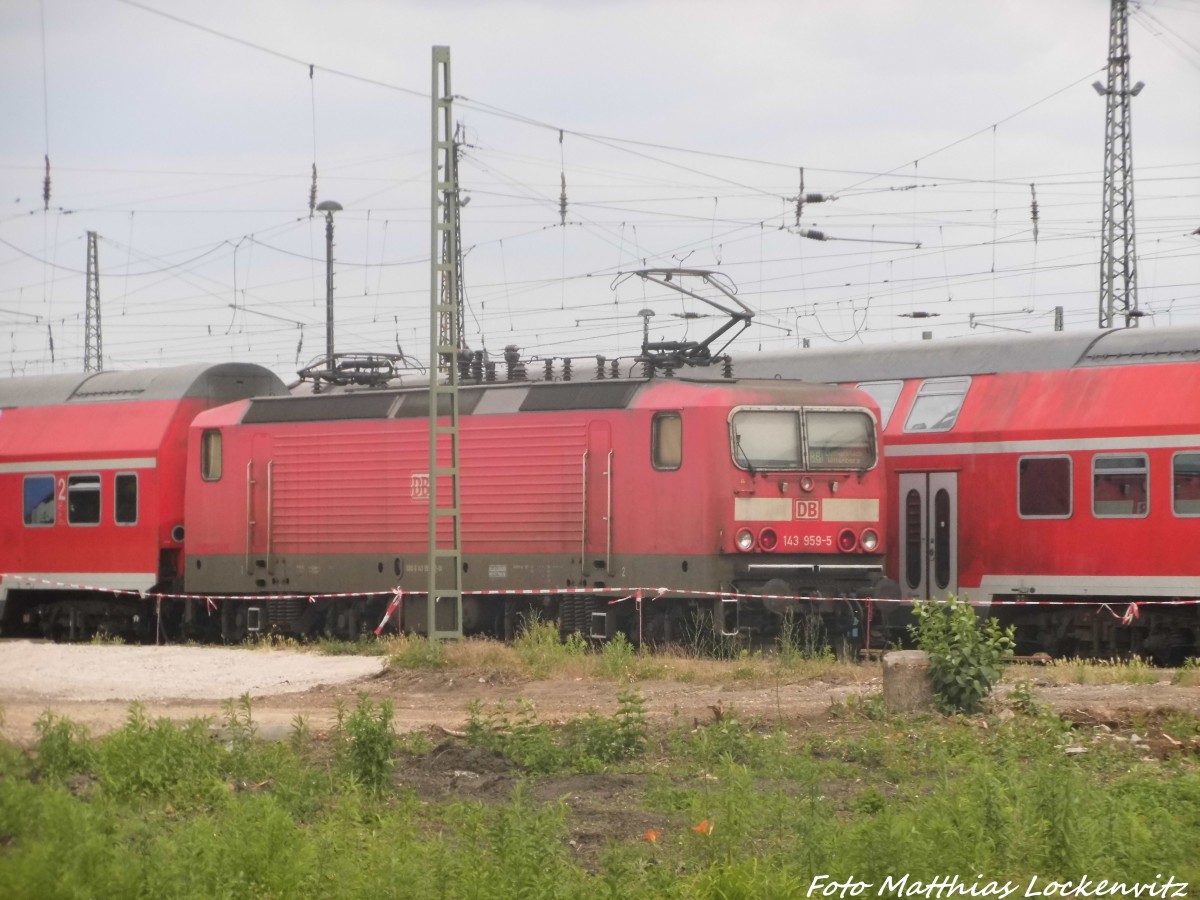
[
  {"xmin": 735, "ymin": 529, "xmax": 756, "ymax": 552},
  {"xmin": 758, "ymin": 528, "xmax": 778, "ymax": 552},
  {"xmin": 800, "ymin": 476, "xmax": 815, "ymax": 493},
  {"xmin": 837, "ymin": 528, "xmax": 858, "ymax": 553},
  {"xmin": 860, "ymin": 529, "xmax": 879, "ymax": 552}
]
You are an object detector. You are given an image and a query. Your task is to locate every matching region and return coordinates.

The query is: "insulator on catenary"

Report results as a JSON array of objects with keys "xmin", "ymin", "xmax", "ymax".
[
  {"xmin": 595, "ymin": 355, "xmax": 606, "ymax": 379},
  {"xmin": 562, "ymin": 357, "xmax": 573, "ymax": 382},
  {"xmin": 543, "ymin": 358, "xmax": 554, "ymax": 381},
  {"xmin": 798, "ymin": 228, "xmax": 826, "ymax": 241},
  {"xmin": 505, "ymin": 344, "xmax": 526, "ymax": 381},
  {"xmin": 1030, "ymin": 184, "xmax": 1040, "ymax": 244}
]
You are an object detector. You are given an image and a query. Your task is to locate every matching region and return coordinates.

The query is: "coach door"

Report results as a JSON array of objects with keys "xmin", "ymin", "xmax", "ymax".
[
  {"xmin": 583, "ymin": 421, "xmax": 613, "ymax": 576},
  {"xmin": 898, "ymin": 472, "xmax": 958, "ymax": 601}
]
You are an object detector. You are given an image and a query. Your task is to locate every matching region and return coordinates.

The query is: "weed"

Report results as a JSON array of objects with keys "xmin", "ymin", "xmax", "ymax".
[
  {"xmin": 597, "ymin": 631, "xmax": 636, "ymax": 678},
  {"xmin": 466, "ymin": 698, "xmax": 564, "ymax": 773},
  {"xmin": 386, "ymin": 635, "xmax": 448, "ymax": 670},
  {"xmin": 512, "ymin": 614, "xmax": 587, "ymax": 677},
  {"xmin": 1048, "ymin": 656, "xmax": 1161, "ymax": 685},
  {"xmin": 1006, "ymin": 679, "xmax": 1044, "ymax": 716},
  {"xmin": 566, "ymin": 687, "xmax": 648, "ymax": 769},
  {"xmin": 95, "ymin": 703, "xmax": 227, "ymax": 806},
  {"xmin": 1175, "ymin": 657, "xmax": 1200, "ymax": 686},
  {"xmin": 778, "ymin": 608, "xmax": 834, "ymax": 665},
  {"xmin": 467, "ymin": 689, "xmax": 649, "ymax": 774},
  {"xmin": 289, "ymin": 715, "xmax": 313, "ymax": 753},
  {"xmin": 87, "ymin": 630, "xmax": 125, "ymax": 645},
  {"xmin": 333, "ymin": 694, "xmax": 396, "ymax": 794},
  {"xmin": 33, "ymin": 712, "xmax": 97, "ymax": 781},
  {"xmin": 221, "ymin": 693, "xmax": 258, "ymax": 753}
]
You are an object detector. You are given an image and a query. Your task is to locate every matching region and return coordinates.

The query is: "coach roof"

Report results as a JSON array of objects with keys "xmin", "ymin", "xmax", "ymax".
[
  {"xmin": 731, "ymin": 325, "xmax": 1200, "ymax": 383},
  {"xmin": 0, "ymin": 363, "xmax": 286, "ymax": 409}
]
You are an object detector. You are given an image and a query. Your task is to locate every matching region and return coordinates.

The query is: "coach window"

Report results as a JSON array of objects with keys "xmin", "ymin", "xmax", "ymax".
[
  {"xmin": 1173, "ymin": 452, "xmax": 1200, "ymax": 516},
  {"xmin": 22, "ymin": 475, "xmax": 55, "ymax": 526},
  {"xmin": 1018, "ymin": 456, "xmax": 1072, "ymax": 518},
  {"xmin": 903, "ymin": 377, "xmax": 970, "ymax": 433},
  {"xmin": 1092, "ymin": 454, "xmax": 1148, "ymax": 518},
  {"xmin": 855, "ymin": 381, "xmax": 903, "ymax": 429},
  {"xmin": 201, "ymin": 429, "xmax": 223, "ymax": 481},
  {"xmin": 115, "ymin": 473, "xmax": 138, "ymax": 525},
  {"xmin": 67, "ymin": 474, "xmax": 101, "ymax": 525},
  {"xmin": 652, "ymin": 412, "xmax": 682, "ymax": 470}
]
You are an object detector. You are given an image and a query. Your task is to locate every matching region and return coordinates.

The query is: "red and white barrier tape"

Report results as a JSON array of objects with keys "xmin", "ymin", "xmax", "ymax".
[{"xmin": 4, "ymin": 574, "xmax": 1199, "ymax": 613}]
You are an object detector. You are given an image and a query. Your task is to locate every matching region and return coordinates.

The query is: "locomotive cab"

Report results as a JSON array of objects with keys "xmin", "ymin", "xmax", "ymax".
[{"xmin": 717, "ymin": 396, "xmax": 887, "ymax": 647}]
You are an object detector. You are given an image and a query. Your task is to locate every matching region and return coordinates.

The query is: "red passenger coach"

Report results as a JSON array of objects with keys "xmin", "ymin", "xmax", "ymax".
[
  {"xmin": 183, "ymin": 376, "xmax": 886, "ymax": 643},
  {"xmin": 0, "ymin": 364, "xmax": 286, "ymax": 638},
  {"xmin": 734, "ymin": 327, "xmax": 1200, "ymax": 661}
]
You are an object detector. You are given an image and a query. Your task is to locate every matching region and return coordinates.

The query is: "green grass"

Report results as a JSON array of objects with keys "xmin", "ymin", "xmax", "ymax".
[{"xmin": 2, "ymin": 689, "xmax": 1199, "ymax": 897}]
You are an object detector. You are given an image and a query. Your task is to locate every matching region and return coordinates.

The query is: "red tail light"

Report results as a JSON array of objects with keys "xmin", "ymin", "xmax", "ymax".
[
  {"xmin": 758, "ymin": 528, "xmax": 778, "ymax": 551},
  {"xmin": 837, "ymin": 528, "xmax": 858, "ymax": 552}
]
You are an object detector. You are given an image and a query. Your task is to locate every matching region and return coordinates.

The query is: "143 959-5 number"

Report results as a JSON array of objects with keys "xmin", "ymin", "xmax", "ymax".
[{"xmin": 782, "ymin": 533, "xmax": 833, "ymax": 549}]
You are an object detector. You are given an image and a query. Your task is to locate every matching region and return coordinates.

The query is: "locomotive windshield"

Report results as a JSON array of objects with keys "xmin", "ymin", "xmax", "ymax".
[{"xmin": 729, "ymin": 407, "xmax": 875, "ymax": 472}]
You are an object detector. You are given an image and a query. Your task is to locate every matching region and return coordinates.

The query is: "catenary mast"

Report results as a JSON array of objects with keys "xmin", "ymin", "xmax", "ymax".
[{"xmin": 1094, "ymin": 0, "xmax": 1144, "ymax": 329}]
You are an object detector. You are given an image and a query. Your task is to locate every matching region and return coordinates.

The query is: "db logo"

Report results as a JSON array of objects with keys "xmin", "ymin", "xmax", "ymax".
[
  {"xmin": 410, "ymin": 473, "xmax": 430, "ymax": 500},
  {"xmin": 795, "ymin": 500, "xmax": 820, "ymax": 520}
]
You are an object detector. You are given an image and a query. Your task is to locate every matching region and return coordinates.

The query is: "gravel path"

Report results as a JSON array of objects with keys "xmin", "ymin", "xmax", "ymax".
[{"xmin": 0, "ymin": 640, "xmax": 384, "ymax": 702}]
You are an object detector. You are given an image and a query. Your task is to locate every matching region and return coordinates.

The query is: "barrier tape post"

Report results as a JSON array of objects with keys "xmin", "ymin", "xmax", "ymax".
[
  {"xmin": 374, "ymin": 588, "xmax": 404, "ymax": 636},
  {"xmin": 865, "ymin": 598, "xmax": 873, "ymax": 654}
]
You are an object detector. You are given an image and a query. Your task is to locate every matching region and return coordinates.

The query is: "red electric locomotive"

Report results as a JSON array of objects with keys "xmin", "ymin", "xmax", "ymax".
[
  {"xmin": 0, "ymin": 363, "xmax": 287, "ymax": 638},
  {"xmin": 182, "ymin": 374, "xmax": 887, "ymax": 644},
  {"xmin": 732, "ymin": 326, "xmax": 1200, "ymax": 661}
]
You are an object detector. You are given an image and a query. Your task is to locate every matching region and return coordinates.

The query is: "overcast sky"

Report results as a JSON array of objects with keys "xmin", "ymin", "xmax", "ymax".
[{"xmin": 1, "ymin": 0, "xmax": 1197, "ymax": 382}]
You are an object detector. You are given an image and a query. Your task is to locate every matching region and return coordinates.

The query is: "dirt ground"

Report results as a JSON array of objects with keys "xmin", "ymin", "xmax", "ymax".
[{"xmin": 2, "ymin": 638, "xmax": 1199, "ymax": 747}]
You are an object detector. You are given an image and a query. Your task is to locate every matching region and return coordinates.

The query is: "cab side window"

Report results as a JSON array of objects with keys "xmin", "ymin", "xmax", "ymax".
[
  {"xmin": 652, "ymin": 412, "xmax": 682, "ymax": 471},
  {"xmin": 201, "ymin": 429, "xmax": 223, "ymax": 481}
]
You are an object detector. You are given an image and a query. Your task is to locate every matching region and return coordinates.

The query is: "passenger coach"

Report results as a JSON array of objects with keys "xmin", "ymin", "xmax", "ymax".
[
  {"xmin": 732, "ymin": 327, "xmax": 1200, "ymax": 661},
  {"xmin": 0, "ymin": 364, "xmax": 286, "ymax": 638}
]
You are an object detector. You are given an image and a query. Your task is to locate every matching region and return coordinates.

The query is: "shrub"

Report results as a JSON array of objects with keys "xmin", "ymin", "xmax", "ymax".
[{"xmin": 909, "ymin": 597, "xmax": 1014, "ymax": 714}]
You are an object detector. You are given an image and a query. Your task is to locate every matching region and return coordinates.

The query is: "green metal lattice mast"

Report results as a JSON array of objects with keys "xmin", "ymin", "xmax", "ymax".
[{"xmin": 426, "ymin": 46, "xmax": 463, "ymax": 639}]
